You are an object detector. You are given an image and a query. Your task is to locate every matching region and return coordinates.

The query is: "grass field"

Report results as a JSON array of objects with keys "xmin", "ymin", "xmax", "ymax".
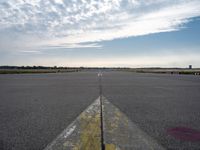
[
  {"xmin": 1, "ymin": 67, "xmax": 200, "ymax": 75},
  {"xmin": 0, "ymin": 69, "xmax": 80, "ymax": 74},
  {"xmin": 123, "ymin": 68, "xmax": 200, "ymax": 75}
]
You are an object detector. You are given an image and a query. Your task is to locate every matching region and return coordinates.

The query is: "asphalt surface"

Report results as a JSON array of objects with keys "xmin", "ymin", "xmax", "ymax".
[
  {"xmin": 102, "ymin": 71, "xmax": 200, "ymax": 149},
  {"xmin": 0, "ymin": 71, "xmax": 200, "ymax": 150},
  {"xmin": 0, "ymin": 72, "xmax": 99, "ymax": 150}
]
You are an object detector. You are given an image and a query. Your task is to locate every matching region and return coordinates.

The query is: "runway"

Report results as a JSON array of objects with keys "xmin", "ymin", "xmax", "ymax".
[{"xmin": 0, "ymin": 71, "xmax": 200, "ymax": 149}]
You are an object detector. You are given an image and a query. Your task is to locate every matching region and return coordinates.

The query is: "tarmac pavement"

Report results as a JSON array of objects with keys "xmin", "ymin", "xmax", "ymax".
[{"xmin": 0, "ymin": 71, "xmax": 200, "ymax": 149}]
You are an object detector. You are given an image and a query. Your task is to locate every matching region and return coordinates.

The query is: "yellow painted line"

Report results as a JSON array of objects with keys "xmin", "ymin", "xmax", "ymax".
[
  {"xmin": 44, "ymin": 98, "xmax": 101, "ymax": 150},
  {"xmin": 105, "ymin": 144, "xmax": 116, "ymax": 150},
  {"xmin": 44, "ymin": 96, "xmax": 165, "ymax": 150},
  {"xmin": 72, "ymin": 112, "xmax": 101, "ymax": 150},
  {"xmin": 102, "ymin": 96, "xmax": 165, "ymax": 150}
]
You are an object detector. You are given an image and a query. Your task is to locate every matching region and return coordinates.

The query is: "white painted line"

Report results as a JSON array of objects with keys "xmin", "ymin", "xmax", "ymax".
[
  {"xmin": 64, "ymin": 125, "xmax": 76, "ymax": 138},
  {"xmin": 44, "ymin": 97, "xmax": 101, "ymax": 150},
  {"xmin": 98, "ymin": 72, "xmax": 103, "ymax": 77},
  {"xmin": 44, "ymin": 96, "xmax": 165, "ymax": 150}
]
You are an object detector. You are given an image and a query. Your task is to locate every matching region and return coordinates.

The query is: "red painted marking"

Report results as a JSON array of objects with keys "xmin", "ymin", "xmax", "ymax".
[{"xmin": 167, "ymin": 127, "xmax": 200, "ymax": 142}]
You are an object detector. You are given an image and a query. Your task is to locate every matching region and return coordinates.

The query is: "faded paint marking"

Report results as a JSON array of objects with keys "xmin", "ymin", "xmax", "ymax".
[
  {"xmin": 44, "ymin": 97, "xmax": 101, "ymax": 150},
  {"xmin": 102, "ymin": 96, "xmax": 165, "ymax": 150},
  {"xmin": 105, "ymin": 144, "xmax": 117, "ymax": 150},
  {"xmin": 64, "ymin": 125, "xmax": 76, "ymax": 138}
]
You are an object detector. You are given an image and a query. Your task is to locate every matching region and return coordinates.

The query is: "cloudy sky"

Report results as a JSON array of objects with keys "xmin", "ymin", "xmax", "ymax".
[{"xmin": 0, "ymin": 0, "xmax": 200, "ymax": 67}]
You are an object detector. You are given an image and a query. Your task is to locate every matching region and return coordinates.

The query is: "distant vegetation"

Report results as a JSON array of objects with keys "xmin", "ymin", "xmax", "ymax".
[
  {"xmin": 120, "ymin": 68, "xmax": 200, "ymax": 75},
  {"xmin": 0, "ymin": 66, "xmax": 200, "ymax": 75},
  {"xmin": 0, "ymin": 66, "xmax": 80, "ymax": 74}
]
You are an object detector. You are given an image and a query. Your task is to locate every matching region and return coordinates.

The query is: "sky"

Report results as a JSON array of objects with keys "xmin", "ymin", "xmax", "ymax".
[{"xmin": 0, "ymin": 0, "xmax": 200, "ymax": 67}]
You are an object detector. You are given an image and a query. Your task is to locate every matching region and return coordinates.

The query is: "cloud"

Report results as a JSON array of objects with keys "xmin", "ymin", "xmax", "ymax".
[
  {"xmin": 0, "ymin": 0, "xmax": 200, "ymax": 50},
  {"xmin": 19, "ymin": 50, "xmax": 42, "ymax": 54},
  {"xmin": 39, "ymin": 42, "xmax": 102, "ymax": 49}
]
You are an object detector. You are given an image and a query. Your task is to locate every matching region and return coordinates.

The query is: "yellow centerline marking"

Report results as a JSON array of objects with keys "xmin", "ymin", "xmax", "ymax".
[
  {"xmin": 44, "ymin": 98, "xmax": 101, "ymax": 150},
  {"xmin": 44, "ymin": 96, "xmax": 165, "ymax": 150}
]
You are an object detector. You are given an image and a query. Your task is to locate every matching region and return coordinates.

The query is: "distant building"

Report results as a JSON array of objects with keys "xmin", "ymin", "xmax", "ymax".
[{"xmin": 189, "ymin": 65, "xmax": 192, "ymax": 69}]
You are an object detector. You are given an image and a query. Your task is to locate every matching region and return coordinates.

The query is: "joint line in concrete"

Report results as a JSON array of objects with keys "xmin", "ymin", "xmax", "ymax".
[{"xmin": 99, "ymin": 72, "xmax": 105, "ymax": 150}]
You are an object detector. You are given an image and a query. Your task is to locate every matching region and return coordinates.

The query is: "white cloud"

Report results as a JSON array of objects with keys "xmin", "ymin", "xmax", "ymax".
[
  {"xmin": 0, "ymin": 0, "xmax": 200, "ymax": 50},
  {"xmin": 19, "ymin": 50, "xmax": 42, "ymax": 54},
  {"xmin": 39, "ymin": 42, "xmax": 102, "ymax": 49}
]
